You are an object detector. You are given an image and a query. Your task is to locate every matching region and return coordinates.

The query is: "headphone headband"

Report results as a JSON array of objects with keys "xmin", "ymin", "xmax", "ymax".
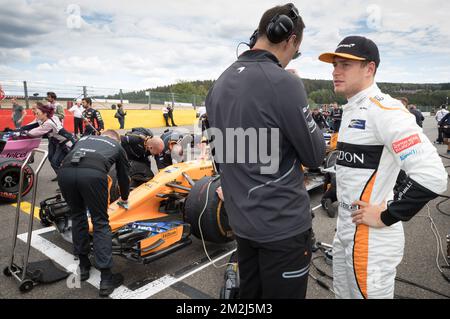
[{"xmin": 249, "ymin": 3, "xmax": 300, "ymax": 48}]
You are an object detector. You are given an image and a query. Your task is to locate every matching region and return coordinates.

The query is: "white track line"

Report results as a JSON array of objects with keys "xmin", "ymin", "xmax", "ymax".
[
  {"xmin": 116, "ymin": 249, "xmax": 236, "ymax": 299},
  {"xmin": 16, "ymin": 203, "xmax": 324, "ymax": 298},
  {"xmin": 117, "ymin": 203, "xmax": 321, "ymax": 298},
  {"xmin": 17, "ymin": 228, "xmax": 133, "ymax": 297},
  {"xmin": 17, "ymin": 227, "xmax": 235, "ymax": 299}
]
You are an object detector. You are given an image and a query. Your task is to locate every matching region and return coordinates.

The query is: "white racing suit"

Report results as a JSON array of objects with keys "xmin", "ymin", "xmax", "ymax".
[{"xmin": 333, "ymin": 83, "xmax": 447, "ymax": 299}]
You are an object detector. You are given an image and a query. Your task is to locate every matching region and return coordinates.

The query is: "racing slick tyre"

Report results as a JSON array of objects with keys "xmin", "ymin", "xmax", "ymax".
[
  {"xmin": 0, "ymin": 159, "xmax": 34, "ymax": 203},
  {"xmin": 184, "ymin": 176, "xmax": 234, "ymax": 244}
]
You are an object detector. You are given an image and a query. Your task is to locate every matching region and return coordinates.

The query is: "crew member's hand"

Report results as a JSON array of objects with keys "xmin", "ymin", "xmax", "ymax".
[
  {"xmin": 117, "ymin": 200, "xmax": 129, "ymax": 210},
  {"xmin": 351, "ymin": 201, "xmax": 387, "ymax": 228}
]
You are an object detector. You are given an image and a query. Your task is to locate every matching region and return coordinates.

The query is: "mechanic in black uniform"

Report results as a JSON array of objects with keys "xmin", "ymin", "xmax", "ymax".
[
  {"xmin": 120, "ymin": 128, "xmax": 164, "ymax": 187},
  {"xmin": 81, "ymin": 97, "xmax": 104, "ymax": 136},
  {"xmin": 154, "ymin": 130, "xmax": 185, "ymax": 170},
  {"xmin": 58, "ymin": 130, "xmax": 130, "ymax": 297},
  {"xmin": 206, "ymin": 3, "xmax": 325, "ymax": 299}
]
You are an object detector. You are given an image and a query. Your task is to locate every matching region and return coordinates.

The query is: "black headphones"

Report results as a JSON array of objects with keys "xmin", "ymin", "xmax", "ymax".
[{"xmin": 249, "ymin": 3, "xmax": 299, "ymax": 48}]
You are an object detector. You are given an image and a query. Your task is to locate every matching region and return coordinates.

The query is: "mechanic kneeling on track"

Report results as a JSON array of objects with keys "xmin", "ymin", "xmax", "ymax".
[
  {"xmin": 206, "ymin": 4, "xmax": 326, "ymax": 299},
  {"xmin": 58, "ymin": 130, "xmax": 130, "ymax": 297}
]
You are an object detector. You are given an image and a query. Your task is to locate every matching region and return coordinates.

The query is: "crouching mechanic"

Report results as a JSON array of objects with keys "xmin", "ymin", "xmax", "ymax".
[
  {"xmin": 153, "ymin": 130, "xmax": 186, "ymax": 170},
  {"xmin": 319, "ymin": 36, "xmax": 448, "ymax": 299},
  {"xmin": 58, "ymin": 130, "xmax": 130, "ymax": 297},
  {"xmin": 120, "ymin": 128, "xmax": 164, "ymax": 187}
]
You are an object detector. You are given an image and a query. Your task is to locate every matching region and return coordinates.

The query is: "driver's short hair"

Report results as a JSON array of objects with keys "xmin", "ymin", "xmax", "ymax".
[{"xmin": 82, "ymin": 97, "xmax": 92, "ymax": 106}]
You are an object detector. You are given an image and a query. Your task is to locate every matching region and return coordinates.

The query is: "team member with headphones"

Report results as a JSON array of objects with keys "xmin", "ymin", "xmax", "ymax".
[{"xmin": 206, "ymin": 3, "xmax": 325, "ymax": 299}]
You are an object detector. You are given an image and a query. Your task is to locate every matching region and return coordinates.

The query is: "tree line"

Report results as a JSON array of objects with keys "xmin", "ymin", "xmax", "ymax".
[{"xmin": 110, "ymin": 79, "xmax": 449, "ymax": 107}]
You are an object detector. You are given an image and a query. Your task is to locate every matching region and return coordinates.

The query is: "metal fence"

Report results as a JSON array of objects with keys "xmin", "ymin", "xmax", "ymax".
[
  {"xmin": 0, "ymin": 79, "xmax": 443, "ymax": 113},
  {"xmin": 0, "ymin": 80, "xmax": 207, "ymax": 110}
]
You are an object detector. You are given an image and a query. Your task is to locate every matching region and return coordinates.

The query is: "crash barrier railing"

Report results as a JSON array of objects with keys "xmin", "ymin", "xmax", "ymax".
[
  {"xmin": 5, "ymin": 148, "xmax": 48, "ymax": 292},
  {"xmin": 0, "ymin": 80, "xmax": 207, "ymax": 110}
]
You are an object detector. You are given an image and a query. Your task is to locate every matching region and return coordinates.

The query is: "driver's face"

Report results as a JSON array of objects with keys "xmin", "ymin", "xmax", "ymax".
[{"xmin": 332, "ymin": 58, "xmax": 371, "ymax": 98}]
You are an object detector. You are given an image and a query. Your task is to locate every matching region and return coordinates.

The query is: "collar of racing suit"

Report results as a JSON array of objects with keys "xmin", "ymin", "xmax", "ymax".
[{"xmin": 345, "ymin": 82, "xmax": 381, "ymax": 108}]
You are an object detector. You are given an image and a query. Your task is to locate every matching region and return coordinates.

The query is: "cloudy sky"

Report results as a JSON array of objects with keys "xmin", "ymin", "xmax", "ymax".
[{"xmin": 1, "ymin": 0, "xmax": 449, "ymax": 96}]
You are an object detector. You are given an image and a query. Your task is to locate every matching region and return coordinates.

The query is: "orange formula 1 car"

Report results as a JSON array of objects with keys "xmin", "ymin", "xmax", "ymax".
[
  {"xmin": 39, "ymin": 160, "xmax": 233, "ymax": 264},
  {"xmin": 39, "ymin": 130, "xmax": 338, "ymax": 265}
]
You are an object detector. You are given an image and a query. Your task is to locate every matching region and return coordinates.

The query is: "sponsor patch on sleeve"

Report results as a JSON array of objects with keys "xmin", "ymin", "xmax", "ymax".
[
  {"xmin": 348, "ymin": 119, "xmax": 366, "ymax": 130},
  {"xmin": 400, "ymin": 149, "xmax": 417, "ymax": 161},
  {"xmin": 392, "ymin": 134, "xmax": 421, "ymax": 154}
]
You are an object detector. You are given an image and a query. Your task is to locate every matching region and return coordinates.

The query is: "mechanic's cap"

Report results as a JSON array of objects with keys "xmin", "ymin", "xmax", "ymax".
[
  {"xmin": 318, "ymin": 36, "xmax": 380, "ymax": 67},
  {"xmin": 169, "ymin": 131, "xmax": 183, "ymax": 142}
]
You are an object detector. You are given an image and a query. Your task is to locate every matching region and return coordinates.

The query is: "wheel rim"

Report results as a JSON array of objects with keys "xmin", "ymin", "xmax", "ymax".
[
  {"xmin": 0, "ymin": 166, "xmax": 32, "ymax": 195},
  {"xmin": 1, "ymin": 171, "xmax": 20, "ymax": 192},
  {"xmin": 24, "ymin": 283, "xmax": 33, "ymax": 291}
]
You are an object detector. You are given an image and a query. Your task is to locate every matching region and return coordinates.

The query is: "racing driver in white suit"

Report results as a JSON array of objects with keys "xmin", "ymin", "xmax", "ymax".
[{"xmin": 319, "ymin": 36, "xmax": 448, "ymax": 299}]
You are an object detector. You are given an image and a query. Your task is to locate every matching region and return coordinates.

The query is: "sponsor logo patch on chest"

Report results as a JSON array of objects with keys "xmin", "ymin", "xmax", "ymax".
[
  {"xmin": 392, "ymin": 134, "xmax": 421, "ymax": 154},
  {"xmin": 337, "ymin": 151, "xmax": 365, "ymax": 165},
  {"xmin": 348, "ymin": 119, "xmax": 366, "ymax": 130}
]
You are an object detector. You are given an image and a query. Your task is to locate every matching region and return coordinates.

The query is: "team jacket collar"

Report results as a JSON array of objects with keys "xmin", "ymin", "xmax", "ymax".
[
  {"xmin": 346, "ymin": 83, "xmax": 381, "ymax": 109},
  {"xmin": 238, "ymin": 49, "xmax": 282, "ymax": 67}
]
